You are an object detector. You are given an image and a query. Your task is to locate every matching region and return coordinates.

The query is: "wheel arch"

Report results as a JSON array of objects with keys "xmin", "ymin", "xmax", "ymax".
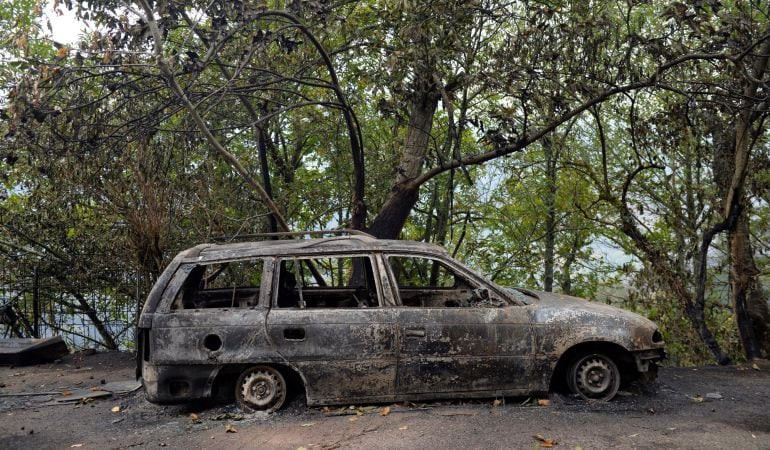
[
  {"xmin": 211, "ymin": 362, "xmax": 308, "ymax": 403},
  {"xmin": 549, "ymin": 340, "xmax": 636, "ymax": 393}
]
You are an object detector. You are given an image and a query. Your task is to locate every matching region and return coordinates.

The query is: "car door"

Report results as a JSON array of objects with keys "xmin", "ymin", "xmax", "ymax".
[
  {"xmin": 265, "ymin": 254, "xmax": 398, "ymax": 404},
  {"xmin": 386, "ymin": 254, "xmax": 534, "ymax": 395}
]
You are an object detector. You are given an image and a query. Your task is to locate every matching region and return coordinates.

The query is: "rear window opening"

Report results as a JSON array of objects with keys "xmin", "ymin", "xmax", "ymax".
[{"xmin": 171, "ymin": 259, "xmax": 265, "ymax": 310}]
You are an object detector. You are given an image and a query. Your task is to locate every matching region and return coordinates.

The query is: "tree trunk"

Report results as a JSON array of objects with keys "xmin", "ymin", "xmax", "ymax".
[
  {"xmin": 711, "ymin": 116, "xmax": 767, "ymax": 361},
  {"xmin": 368, "ymin": 89, "xmax": 440, "ymax": 239},
  {"xmin": 258, "ymin": 125, "xmax": 278, "ymax": 233},
  {"xmin": 619, "ymin": 208, "xmax": 731, "ymax": 364},
  {"xmin": 558, "ymin": 233, "xmax": 581, "ymax": 296},
  {"xmin": 729, "ymin": 206, "xmax": 765, "ymax": 359},
  {"xmin": 543, "ymin": 136, "xmax": 557, "ymax": 292}
]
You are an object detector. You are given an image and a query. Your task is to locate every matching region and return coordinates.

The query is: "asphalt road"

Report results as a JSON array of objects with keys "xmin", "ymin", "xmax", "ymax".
[{"xmin": 1, "ymin": 352, "xmax": 769, "ymax": 449}]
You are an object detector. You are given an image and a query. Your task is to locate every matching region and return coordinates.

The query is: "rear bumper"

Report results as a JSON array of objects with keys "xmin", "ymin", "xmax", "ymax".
[{"xmin": 142, "ymin": 363, "xmax": 219, "ymax": 404}]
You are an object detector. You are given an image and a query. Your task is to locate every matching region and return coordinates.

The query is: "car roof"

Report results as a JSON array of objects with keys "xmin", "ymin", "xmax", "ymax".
[{"xmin": 177, "ymin": 235, "xmax": 450, "ymax": 262}]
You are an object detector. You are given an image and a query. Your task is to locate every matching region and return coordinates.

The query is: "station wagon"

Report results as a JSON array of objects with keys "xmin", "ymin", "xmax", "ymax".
[{"xmin": 137, "ymin": 230, "xmax": 665, "ymax": 412}]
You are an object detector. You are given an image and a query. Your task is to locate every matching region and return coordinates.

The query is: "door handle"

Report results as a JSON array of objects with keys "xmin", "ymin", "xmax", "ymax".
[
  {"xmin": 405, "ymin": 328, "xmax": 426, "ymax": 338},
  {"xmin": 283, "ymin": 327, "xmax": 305, "ymax": 340}
]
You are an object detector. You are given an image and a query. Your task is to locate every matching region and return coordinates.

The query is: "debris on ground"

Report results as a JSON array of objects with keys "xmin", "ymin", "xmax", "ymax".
[{"xmin": 533, "ymin": 434, "xmax": 558, "ymax": 447}]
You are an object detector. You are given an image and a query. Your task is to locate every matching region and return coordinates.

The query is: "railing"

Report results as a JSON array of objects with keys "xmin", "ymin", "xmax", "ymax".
[{"xmin": 0, "ymin": 264, "xmax": 144, "ymax": 351}]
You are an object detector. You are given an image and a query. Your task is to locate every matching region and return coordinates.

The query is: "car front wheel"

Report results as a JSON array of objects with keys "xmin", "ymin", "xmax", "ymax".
[
  {"xmin": 568, "ymin": 353, "xmax": 620, "ymax": 401},
  {"xmin": 236, "ymin": 365, "xmax": 287, "ymax": 413}
]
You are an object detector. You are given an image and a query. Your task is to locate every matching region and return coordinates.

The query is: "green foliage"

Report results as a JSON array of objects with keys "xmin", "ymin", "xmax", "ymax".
[{"xmin": 0, "ymin": 0, "xmax": 768, "ymax": 361}]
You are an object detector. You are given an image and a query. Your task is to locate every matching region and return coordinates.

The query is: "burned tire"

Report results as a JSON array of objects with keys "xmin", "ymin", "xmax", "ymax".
[
  {"xmin": 235, "ymin": 366, "xmax": 286, "ymax": 413},
  {"xmin": 568, "ymin": 353, "xmax": 620, "ymax": 401}
]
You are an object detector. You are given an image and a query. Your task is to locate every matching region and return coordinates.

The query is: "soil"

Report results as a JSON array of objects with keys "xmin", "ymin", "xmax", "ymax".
[{"xmin": 1, "ymin": 352, "xmax": 769, "ymax": 449}]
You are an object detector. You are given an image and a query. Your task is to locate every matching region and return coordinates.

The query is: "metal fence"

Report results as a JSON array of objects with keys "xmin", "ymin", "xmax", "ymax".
[{"xmin": 0, "ymin": 264, "xmax": 144, "ymax": 351}]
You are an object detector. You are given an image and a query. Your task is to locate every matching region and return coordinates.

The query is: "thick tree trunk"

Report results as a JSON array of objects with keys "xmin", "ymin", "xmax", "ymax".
[
  {"xmin": 368, "ymin": 90, "xmax": 440, "ymax": 239},
  {"xmin": 711, "ymin": 117, "xmax": 767, "ymax": 360},
  {"xmin": 729, "ymin": 207, "xmax": 765, "ymax": 359}
]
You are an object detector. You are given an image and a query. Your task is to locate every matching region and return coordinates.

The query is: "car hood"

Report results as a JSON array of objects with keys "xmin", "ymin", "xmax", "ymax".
[{"xmin": 505, "ymin": 288, "xmax": 657, "ymax": 328}]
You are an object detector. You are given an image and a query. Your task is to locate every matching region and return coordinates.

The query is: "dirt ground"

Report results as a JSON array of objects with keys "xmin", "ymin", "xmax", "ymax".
[{"xmin": 1, "ymin": 352, "xmax": 769, "ymax": 450}]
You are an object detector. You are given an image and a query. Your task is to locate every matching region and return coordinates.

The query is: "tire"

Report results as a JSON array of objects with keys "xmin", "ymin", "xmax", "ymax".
[
  {"xmin": 567, "ymin": 353, "xmax": 621, "ymax": 401},
  {"xmin": 235, "ymin": 365, "xmax": 287, "ymax": 413}
]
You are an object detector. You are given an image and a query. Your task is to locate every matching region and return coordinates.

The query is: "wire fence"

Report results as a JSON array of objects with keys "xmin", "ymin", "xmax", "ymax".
[{"xmin": 0, "ymin": 263, "xmax": 146, "ymax": 351}]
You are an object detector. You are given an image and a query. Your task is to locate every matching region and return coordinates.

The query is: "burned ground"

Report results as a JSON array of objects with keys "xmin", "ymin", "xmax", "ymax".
[{"xmin": 1, "ymin": 352, "xmax": 769, "ymax": 449}]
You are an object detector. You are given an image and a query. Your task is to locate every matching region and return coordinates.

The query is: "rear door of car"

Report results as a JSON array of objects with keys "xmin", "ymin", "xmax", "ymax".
[
  {"xmin": 265, "ymin": 253, "xmax": 398, "ymax": 403},
  {"xmin": 385, "ymin": 254, "xmax": 533, "ymax": 395}
]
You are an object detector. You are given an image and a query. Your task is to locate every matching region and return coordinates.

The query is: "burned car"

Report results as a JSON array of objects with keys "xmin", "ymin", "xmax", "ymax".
[{"xmin": 137, "ymin": 230, "xmax": 664, "ymax": 412}]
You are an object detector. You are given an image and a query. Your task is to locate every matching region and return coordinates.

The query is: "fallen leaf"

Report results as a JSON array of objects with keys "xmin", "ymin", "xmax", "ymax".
[
  {"xmin": 691, "ymin": 395, "xmax": 704, "ymax": 403},
  {"xmin": 752, "ymin": 362, "xmax": 760, "ymax": 371},
  {"xmin": 190, "ymin": 413, "xmax": 200, "ymax": 423},
  {"xmin": 90, "ymin": 387, "xmax": 105, "ymax": 392},
  {"xmin": 356, "ymin": 410, "xmax": 365, "ymax": 416},
  {"xmin": 111, "ymin": 406, "xmax": 120, "ymax": 413},
  {"xmin": 348, "ymin": 416, "xmax": 358, "ymax": 422},
  {"xmin": 61, "ymin": 391, "xmax": 72, "ymax": 397},
  {"xmin": 492, "ymin": 399, "xmax": 502, "ymax": 407},
  {"xmin": 379, "ymin": 406, "xmax": 391, "ymax": 416},
  {"xmin": 301, "ymin": 422, "xmax": 316, "ymax": 427},
  {"xmin": 224, "ymin": 424, "xmax": 237, "ymax": 433},
  {"xmin": 399, "ymin": 425, "xmax": 408, "ymax": 430},
  {"xmin": 537, "ymin": 399, "xmax": 551, "ymax": 407},
  {"xmin": 533, "ymin": 434, "xmax": 558, "ymax": 448}
]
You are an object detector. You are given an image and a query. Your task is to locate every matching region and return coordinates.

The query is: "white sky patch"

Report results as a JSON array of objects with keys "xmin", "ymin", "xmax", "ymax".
[
  {"xmin": 591, "ymin": 237, "xmax": 634, "ymax": 266},
  {"xmin": 43, "ymin": 3, "xmax": 90, "ymax": 45}
]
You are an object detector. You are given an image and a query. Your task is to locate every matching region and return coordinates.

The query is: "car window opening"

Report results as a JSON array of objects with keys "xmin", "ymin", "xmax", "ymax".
[
  {"xmin": 172, "ymin": 259, "xmax": 264, "ymax": 310},
  {"xmin": 389, "ymin": 255, "xmax": 505, "ymax": 308},
  {"xmin": 276, "ymin": 256, "xmax": 378, "ymax": 308}
]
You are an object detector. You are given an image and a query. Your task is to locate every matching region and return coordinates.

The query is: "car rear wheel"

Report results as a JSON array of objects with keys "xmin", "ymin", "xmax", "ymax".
[
  {"xmin": 235, "ymin": 365, "xmax": 286, "ymax": 413},
  {"xmin": 568, "ymin": 353, "xmax": 620, "ymax": 401}
]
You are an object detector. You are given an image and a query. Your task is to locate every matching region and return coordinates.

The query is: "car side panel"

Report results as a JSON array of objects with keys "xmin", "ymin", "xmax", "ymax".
[
  {"xmin": 145, "ymin": 308, "xmax": 277, "ymax": 402},
  {"xmin": 266, "ymin": 308, "xmax": 398, "ymax": 403},
  {"xmin": 395, "ymin": 307, "xmax": 536, "ymax": 394}
]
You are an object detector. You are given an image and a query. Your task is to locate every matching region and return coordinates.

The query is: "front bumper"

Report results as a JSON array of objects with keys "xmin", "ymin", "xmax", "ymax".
[{"xmin": 633, "ymin": 348, "xmax": 666, "ymax": 372}]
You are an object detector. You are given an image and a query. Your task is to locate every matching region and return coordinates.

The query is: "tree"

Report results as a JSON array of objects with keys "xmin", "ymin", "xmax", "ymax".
[{"xmin": 2, "ymin": 0, "xmax": 769, "ymax": 361}]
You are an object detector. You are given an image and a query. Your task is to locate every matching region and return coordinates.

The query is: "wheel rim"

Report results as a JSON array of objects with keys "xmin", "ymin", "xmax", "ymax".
[
  {"xmin": 572, "ymin": 354, "xmax": 620, "ymax": 401},
  {"xmin": 236, "ymin": 366, "xmax": 286, "ymax": 413}
]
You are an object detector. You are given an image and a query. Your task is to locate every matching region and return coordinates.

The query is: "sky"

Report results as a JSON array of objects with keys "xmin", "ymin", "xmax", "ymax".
[{"xmin": 44, "ymin": 3, "xmax": 88, "ymax": 45}]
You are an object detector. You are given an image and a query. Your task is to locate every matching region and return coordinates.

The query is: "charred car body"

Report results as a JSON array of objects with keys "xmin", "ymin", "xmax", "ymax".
[{"xmin": 137, "ymin": 230, "xmax": 664, "ymax": 412}]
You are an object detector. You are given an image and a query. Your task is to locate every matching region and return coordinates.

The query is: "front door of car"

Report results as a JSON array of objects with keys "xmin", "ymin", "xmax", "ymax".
[
  {"xmin": 266, "ymin": 255, "xmax": 398, "ymax": 403},
  {"xmin": 386, "ymin": 254, "xmax": 533, "ymax": 395}
]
